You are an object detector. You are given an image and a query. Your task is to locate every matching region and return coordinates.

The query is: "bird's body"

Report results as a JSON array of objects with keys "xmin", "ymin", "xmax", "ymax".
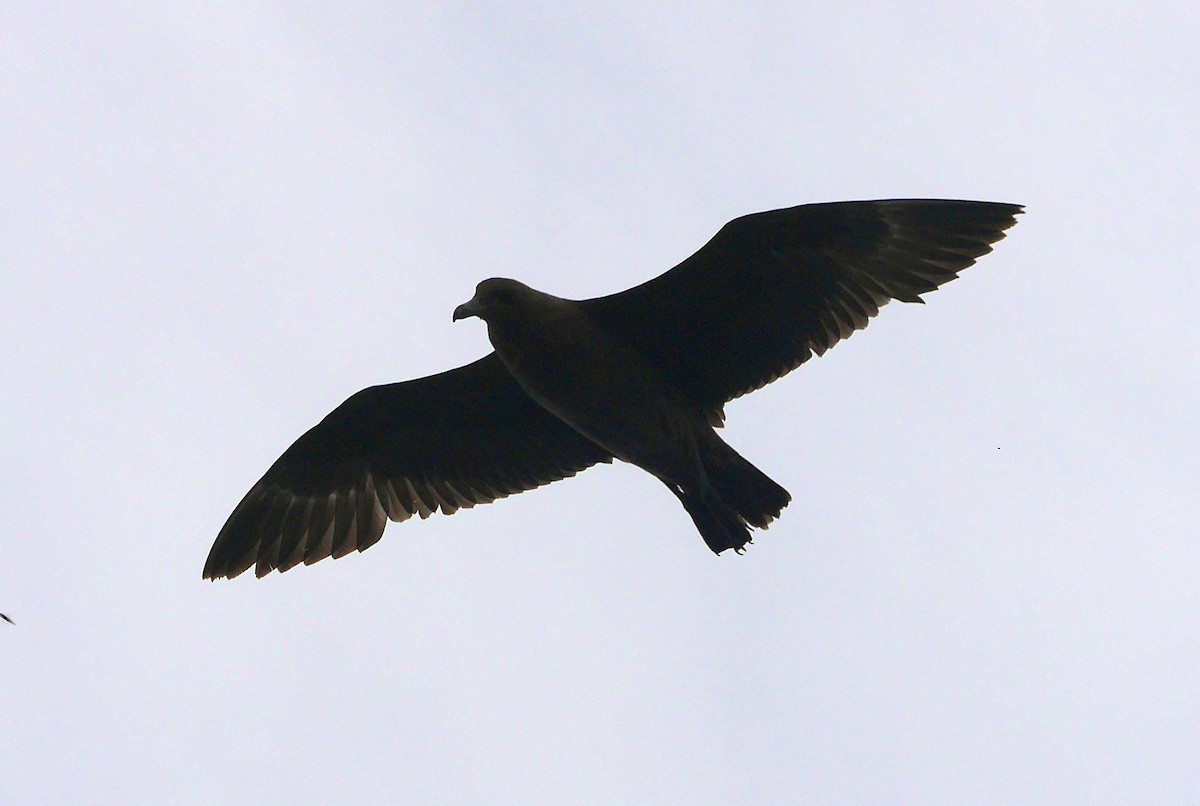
[
  {"xmin": 460, "ymin": 279, "xmax": 788, "ymax": 553},
  {"xmin": 472, "ymin": 281, "xmax": 699, "ymax": 479},
  {"xmin": 205, "ymin": 199, "xmax": 1021, "ymax": 579}
]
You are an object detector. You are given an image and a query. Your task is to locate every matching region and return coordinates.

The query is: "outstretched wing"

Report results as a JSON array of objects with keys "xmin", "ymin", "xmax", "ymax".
[
  {"xmin": 204, "ymin": 354, "xmax": 611, "ymax": 579},
  {"xmin": 581, "ymin": 199, "xmax": 1022, "ymax": 412}
]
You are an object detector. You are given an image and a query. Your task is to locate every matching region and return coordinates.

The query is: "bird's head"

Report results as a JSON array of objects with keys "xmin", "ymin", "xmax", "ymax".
[{"xmin": 453, "ymin": 278, "xmax": 538, "ymax": 325}]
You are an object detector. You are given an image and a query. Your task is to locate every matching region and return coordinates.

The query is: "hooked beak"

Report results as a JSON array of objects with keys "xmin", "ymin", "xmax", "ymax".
[{"xmin": 452, "ymin": 295, "xmax": 482, "ymax": 322}]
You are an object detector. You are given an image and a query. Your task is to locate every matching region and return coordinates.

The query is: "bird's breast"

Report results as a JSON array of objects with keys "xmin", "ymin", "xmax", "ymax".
[{"xmin": 487, "ymin": 312, "xmax": 695, "ymax": 469}]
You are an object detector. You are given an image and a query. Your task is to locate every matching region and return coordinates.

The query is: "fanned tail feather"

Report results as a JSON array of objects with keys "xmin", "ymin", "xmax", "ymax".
[{"xmin": 675, "ymin": 436, "xmax": 791, "ymax": 553}]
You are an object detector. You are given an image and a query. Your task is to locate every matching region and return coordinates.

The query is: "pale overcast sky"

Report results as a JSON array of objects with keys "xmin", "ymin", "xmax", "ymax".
[{"xmin": 3, "ymin": 4, "xmax": 1198, "ymax": 804}]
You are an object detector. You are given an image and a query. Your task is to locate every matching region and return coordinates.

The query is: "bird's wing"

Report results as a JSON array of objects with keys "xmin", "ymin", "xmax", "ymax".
[
  {"xmin": 204, "ymin": 354, "xmax": 611, "ymax": 579},
  {"xmin": 580, "ymin": 199, "xmax": 1021, "ymax": 412}
]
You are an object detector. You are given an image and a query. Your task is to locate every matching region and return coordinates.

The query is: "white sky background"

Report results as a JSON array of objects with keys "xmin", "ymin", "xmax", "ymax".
[{"xmin": 2, "ymin": 3, "xmax": 1198, "ymax": 803}]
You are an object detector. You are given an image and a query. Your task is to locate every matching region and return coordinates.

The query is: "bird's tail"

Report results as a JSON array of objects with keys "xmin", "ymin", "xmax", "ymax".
[
  {"xmin": 677, "ymin": 485, "xmax": 753, "ymax": 553},
  {"xmin": 677, "ymin": 437, "xmax": 792, "ymax": 554}
]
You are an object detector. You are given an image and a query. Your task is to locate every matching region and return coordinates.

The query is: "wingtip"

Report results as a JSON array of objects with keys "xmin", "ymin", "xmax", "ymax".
[
  {"xmin": 202, "ymin": 564, "xmax": 229, "ymax": 581},
  {"xmin": 201, "ymin": 550, "xmax": 240, "ymax": 581}
]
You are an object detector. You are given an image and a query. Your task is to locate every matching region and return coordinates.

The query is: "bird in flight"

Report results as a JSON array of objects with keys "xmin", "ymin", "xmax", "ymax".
[{"xmin": 205, "ymin": 199, "xmax": 1021, "ymax": 579}]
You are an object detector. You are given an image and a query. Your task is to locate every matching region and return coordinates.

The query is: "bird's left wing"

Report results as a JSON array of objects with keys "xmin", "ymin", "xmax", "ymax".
[
  {"xmin": 204, "ymin": 354, "xmax": 611, "ymax": 579},
  {"xmin": 580, "ymin": 199, "xmax": 1021, "ymax": 414}
]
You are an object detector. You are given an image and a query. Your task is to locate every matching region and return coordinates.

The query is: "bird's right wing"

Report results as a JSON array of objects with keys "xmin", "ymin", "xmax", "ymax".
[{"xmin": 204, "ymin": 354, "xmax": 611, "ymax": 579}]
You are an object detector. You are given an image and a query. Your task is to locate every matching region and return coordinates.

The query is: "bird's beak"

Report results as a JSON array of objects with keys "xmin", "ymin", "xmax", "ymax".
[{"xmin": 452, "ymin": 296, "xmax": 481, "ymax": 322}]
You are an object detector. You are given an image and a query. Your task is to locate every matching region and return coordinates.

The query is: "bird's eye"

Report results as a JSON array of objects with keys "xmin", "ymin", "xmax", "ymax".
[{"xmin": 493, "ymin": 289, "xmax": 516, "ymax": 305}]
